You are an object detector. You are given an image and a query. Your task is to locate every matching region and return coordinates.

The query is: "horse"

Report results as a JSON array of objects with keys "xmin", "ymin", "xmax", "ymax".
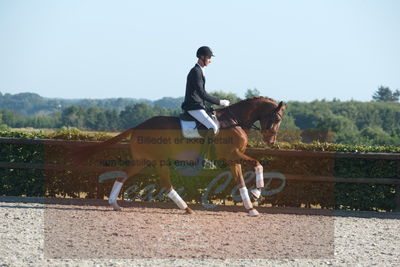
[{"xmin": 73, "ymin": 96, "xmax": 285, "ymax": 216}]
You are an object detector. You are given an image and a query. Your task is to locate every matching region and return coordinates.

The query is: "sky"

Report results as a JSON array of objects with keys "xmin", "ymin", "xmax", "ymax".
[{"xmin": 0, "ymin": 0, "xmax": 399, "ymax": 102}]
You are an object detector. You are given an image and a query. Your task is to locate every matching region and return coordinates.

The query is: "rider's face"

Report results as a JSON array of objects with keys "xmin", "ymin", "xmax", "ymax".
[
  {"xmin": 199, "ymin": 56, "xmax": 212, "ymax": 67},
  {"xmin": 204, "ymin": 56, "xmax": 212, "ymax": 66}
]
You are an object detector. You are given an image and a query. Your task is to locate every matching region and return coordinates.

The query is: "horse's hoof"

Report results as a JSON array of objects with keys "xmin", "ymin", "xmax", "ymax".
[
  {"xmin": 251, "ymin": 188, "xmax": 261, "ymax": 199},
  {"xmin": 248, "ymin": 209, "xmax": 259, "ymax": 216},
  {"xmin": 185, "ymin": 207, "xmax": 194, "ymax": 214},
  {"xmin": 109, "ymin": 201, "xmax": 122, "ymax": 211}
]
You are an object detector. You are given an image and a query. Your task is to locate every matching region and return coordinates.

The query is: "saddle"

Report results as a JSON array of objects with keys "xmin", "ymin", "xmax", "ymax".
[
  {"xmin": 177, "ymin": 110, "xmax": 219, "ymax": 173},
  {"xmin": 179, "ymin": 110, "xmax": 220, "ymax": 139}
]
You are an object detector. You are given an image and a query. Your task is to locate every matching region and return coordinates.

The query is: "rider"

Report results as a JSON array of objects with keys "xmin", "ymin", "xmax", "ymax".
[{"xmin": 181, "ymin": 46, "xmax": 230, "ymax": 136}]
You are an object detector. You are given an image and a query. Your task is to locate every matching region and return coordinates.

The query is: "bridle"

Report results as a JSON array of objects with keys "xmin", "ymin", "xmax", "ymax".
[
  {"xmin": 264, "ymin": 109, "xmax": 283, "ymax": 131},
  {"xmin": 225, "ymin": 105, "xmax": 282, "ymax": 131}
]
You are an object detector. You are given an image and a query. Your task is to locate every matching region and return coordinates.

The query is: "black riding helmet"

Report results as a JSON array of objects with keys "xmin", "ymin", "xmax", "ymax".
[{"xmin": 196, "ymin": 46, "xmax": 214, "ymax": 58}]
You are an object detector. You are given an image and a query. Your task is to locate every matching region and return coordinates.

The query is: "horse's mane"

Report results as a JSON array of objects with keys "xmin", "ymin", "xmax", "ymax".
[
  {"xmin": 241, "ymin": 96, "xmax": 277, "ymax": 104},
  {"xmin": 217, "ymin": 96, "xmax": 277, "ymax": 111}
]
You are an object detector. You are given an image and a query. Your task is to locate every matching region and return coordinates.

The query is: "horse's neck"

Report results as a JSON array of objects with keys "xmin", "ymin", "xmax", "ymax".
[{"xmin": 219, "ymin": 100, "xmax": 260, "ymax": 129}]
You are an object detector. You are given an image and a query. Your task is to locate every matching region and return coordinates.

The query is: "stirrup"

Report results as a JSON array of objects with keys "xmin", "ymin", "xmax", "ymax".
[{"xmin": 207, "ymin": 128, "xmax": 219, "ymax": 137}]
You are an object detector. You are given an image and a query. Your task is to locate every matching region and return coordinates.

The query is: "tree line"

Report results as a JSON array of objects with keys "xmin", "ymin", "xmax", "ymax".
[{"xmin": 1, "ymin": 87, "xmax": 399, "ymax": 146}]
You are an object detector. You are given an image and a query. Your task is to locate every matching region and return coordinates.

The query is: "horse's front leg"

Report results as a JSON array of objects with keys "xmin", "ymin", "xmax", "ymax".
[
  {"xmin": 230, "ymin": 163, "xmax": 259, "ymax": 217},
  {"xmin": 232, "ymin": 149, "xmax": 265, "ymax": 200}
]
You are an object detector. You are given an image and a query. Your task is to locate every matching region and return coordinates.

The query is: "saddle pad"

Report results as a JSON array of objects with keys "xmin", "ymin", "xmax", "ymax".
[
  {"xmin": 179, "ymin": 114, "xmax": 220, "ymax": 139},
  {"xmin": 180, "ymin": 120, "xmax": 202, "ymax": 138}
]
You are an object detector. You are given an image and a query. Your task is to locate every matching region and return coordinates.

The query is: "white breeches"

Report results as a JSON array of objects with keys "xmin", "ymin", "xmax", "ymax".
[{"xmin": 187, "ymin": 109, "xmax": 219, "ymax": 135}]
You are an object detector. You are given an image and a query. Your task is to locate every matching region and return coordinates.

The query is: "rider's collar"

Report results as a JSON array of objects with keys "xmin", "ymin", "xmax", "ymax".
[{"xmin": 196, "ymin": 63, "xmax": 205, "ymax": 75}]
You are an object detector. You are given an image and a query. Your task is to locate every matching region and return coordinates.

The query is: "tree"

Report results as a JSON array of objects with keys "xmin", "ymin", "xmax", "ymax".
[
  {"xmin": 359, "ymin": 126, "xmax": 398, "ymax": 146},
  {"xmin": 0, "ymin": 112, "xmax": 7, "ymax": 130},
  {"xmin": 245, "ymin": 88, "xmax": 260, "ymax": 98},
  {"xmin": 372, "ymin": 86, "xmax": 400, "ymax": 102},
  {"xmin": 0, "ymin": 109, "xmax": 22, "ymax": 127},
  {"xmin": 360, "ymin": 126, "xmax": 389, "ymax": 140},
  {"xmin": 105, "ymin": 109, "xmax": 121, "ymax": 130},
  {"xmin": 61, "ymin": 106, "xmax": 86, "ymax": 129},
  {"xmin": 84, "ymin": 107, "xmax": 103, "ymax": 130},
  {"xmin": 316, "ymin": 114, "xmax": 359, "ymax": 143},
  {"xmin": 277, "ymin": 114, "xmax": 302, "ymax": 143},
  {"xmin": 154, "ymin": 97, "xmax": 184, "ymax": 110},
  {"xmin": 119, "ymin": 103, "xmax": 156, "ymax": 129},
  {"xmin": 209, "ymin": 91, "xmax": 241, "ymax": 105}
]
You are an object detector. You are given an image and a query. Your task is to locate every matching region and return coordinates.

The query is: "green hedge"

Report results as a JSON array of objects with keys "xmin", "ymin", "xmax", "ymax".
[{"xmin": 0, "ymin": 129, "xmax": 399, "ymax": 211}]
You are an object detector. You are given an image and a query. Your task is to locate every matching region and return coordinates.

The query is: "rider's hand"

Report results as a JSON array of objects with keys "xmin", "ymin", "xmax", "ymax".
[{"xmin": 220, "ymin": 99, "xmax": 230, "ymax": 107}]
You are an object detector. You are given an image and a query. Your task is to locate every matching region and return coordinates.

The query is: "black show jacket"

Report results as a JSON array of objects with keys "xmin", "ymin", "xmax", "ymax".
[{"xmin": 181, "ymin": 64, "xmax": 221, "ymax": 111}]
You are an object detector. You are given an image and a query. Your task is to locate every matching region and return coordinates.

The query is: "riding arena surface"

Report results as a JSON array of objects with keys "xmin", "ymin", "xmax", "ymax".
[{"xmin": 1, "ymin": 197, "xmax": 399, "ymax": 267}]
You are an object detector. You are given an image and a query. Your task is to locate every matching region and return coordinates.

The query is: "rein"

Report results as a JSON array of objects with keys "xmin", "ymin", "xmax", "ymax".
[{"xmin": 225, "ymin": 106, "xmax": 261, "ymax": 131}]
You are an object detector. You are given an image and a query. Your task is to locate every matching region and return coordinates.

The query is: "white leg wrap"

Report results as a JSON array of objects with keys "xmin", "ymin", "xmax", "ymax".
[
  {"xmin": 239, "ymin": 187, "xmax": 253, "ymax": 210},
  {"xmin": 109, "ymin": 181, "xmax": 123, "ymax": 204},
  {"xmin": 251, "ymin": 188, "xmax": 261, "ymax": 199},
  {"xmin": 167, "ymin": 189, "xmax": 188, "ymax": 210},
  {"xmin": 255, "ymin": 165, "xmax": 264, "ymax": 188}
]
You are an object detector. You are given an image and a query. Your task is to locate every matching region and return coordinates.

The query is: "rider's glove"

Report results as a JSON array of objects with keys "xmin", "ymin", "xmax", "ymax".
[{"xmin": 219, "ymin": 99, "xmax": 230, "ymax": 107}]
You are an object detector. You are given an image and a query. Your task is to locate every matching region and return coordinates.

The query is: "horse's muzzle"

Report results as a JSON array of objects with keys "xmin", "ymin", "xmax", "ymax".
[
  {"xmin": 264, "ymin": 140, "xmax": 276, "ymax": 147},
  {"xmin": 261, "ymin": 131, "xmax": 276, "ymax": 147}
]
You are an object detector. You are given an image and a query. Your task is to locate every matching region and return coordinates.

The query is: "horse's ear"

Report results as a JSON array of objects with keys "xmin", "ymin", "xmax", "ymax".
[
  {"xmin": 273, "ymin": 101, "xmax": 285, "ymax": 114},
  {"xmin": 279, "ymin": 101, "xmax": 286, "ymax": 111},
  {"xmin": 275, "ymin": 101, "xmax": 284, "ymax": 111}
]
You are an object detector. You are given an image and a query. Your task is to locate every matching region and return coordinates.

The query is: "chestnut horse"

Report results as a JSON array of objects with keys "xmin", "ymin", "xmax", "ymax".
[{"xmin": 75, "ymin": 96, "xmax": 285, "ymax": 216}]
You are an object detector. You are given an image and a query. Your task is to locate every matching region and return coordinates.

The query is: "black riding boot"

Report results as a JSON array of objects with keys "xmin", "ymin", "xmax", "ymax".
[{"xmin": 199, "ymin": 129, "xmax": 216, "ymax": 161}]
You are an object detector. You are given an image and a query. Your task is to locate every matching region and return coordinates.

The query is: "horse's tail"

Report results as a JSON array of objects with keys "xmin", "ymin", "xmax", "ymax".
[{"xmin": 69, "ymin": 128, "xmax": 133, "ymax": 166}]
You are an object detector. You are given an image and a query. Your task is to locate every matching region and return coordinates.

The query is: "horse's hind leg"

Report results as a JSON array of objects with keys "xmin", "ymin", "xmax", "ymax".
[
  {"xmin": 156, "ymin": 164, "xmax": 194, "ymax": 214},
  {"xmin": 107, "ymin": 164, "xmax": 144, "ymax": 211}
]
